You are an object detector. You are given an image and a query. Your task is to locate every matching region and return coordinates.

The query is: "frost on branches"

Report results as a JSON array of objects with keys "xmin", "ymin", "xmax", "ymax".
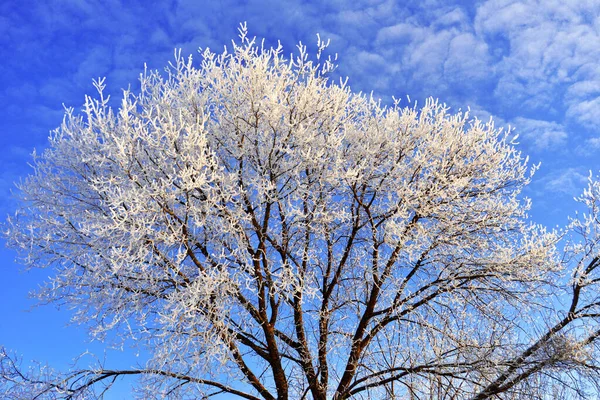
[{"xmin": 3, "ymin": 26, "xmax": 600, "ymax": 399}]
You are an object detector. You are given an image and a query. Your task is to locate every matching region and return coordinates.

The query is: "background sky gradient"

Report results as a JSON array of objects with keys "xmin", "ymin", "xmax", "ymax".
[{"xmin": 1, "ymin": 0, "xmax": 599, "ymax": 398}]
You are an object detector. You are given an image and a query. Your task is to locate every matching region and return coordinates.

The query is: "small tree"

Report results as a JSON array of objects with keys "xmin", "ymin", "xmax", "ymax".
[{"xmin": 3, "ymin": 25, "xmax": 600, "ymax": 399}]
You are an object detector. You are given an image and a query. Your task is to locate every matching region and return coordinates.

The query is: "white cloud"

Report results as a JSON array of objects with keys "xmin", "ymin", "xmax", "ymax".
[
  {"xmin": 372, "ymin": 12, "xmax": 493, "ymax": 101},
  {"xmin": 542, "ymin": 168, "xmax": 588, "ymax": 196},
  {"xmin": 407, "ymin": 30, "xmax": 454, "ymax": 79},
  {"xmin": 475, "ymin": 0, "xmax": 600, "ymax": 127},
  {"xmin": 566, "ymin": 97, "xmax": 600, "ymax": 129},
  {"xmin": 375, "ymin": 23, "xmax": 416, "ymax": 45},
  {"xmin": 368, "ymin": 3, "xmax": 515, "ymax": 107},
  {"xmin": 475, "ymin": 1, "xmax": 532, "ymax": 38},
  {"xmin": 512, "ymin": 117, "xmax": 568, "ymax": 150},
  {"xmin": 148, "ymin": 28, "xmax": 173, "ymax": 51},
  {"xmin": 444, "ymin": 32, "xmax": 491, "ymax": 83},
  {"xmin": 467, "ymin": 104, "xmax": 508, "ymax": 128},
  {"xmin": 433, "ymin": 7, "xmax": 470, "ymax": 29},
  {"xmin": 566, "ymin": 79, "xmax": 600, "ymax": 100},
  {"xmin": 586, "ymin": 137, "xmax": 600, "ymax": 149},
  {"xmin": 74, "ymin": 46, "xmax": 112, "ymax": 84}
]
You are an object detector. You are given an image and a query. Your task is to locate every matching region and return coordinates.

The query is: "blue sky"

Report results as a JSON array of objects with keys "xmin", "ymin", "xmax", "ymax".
[{"xmin": 1, "ymin": 0, "xmax": 599, "ymax": 397}]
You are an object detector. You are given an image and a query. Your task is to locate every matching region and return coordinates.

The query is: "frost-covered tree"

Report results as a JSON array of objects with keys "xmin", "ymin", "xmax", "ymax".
[{"xmin": 3, "ymin": 25, "xmax": 600, "ymax": 399}]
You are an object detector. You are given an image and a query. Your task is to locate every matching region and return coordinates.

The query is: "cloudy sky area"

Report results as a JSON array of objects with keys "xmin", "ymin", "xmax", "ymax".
[{"xmin": 1, "ymin": 0, "xmax": 599, "ymax": 396}]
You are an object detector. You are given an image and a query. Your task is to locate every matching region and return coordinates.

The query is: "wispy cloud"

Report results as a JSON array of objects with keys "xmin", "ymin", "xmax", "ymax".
[
  {"xmin": 586, "ymin": 137, "xmax": 600, "ymax": 149},
  {"xmin": 541, "ymin": 167, "xmax": 588, "ymax": 196},
  {"xmin": 512, "ymin": 117, "xmax": 568, "ymax": 151},
  {"xmin": 370, "ymin": 7, "xmax": 493, "ymax": 102},
  {"xmin": 475, "ymin": 0, "xmax": 600, "ymax": 127}
]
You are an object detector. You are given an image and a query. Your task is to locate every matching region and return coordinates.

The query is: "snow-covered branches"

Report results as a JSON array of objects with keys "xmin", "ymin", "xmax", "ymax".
[{"xmin": 3, "ymin": 26, "xmax": 600, "ymax": 399}]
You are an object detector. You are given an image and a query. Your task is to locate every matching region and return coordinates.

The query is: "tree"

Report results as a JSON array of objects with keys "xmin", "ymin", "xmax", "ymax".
[{"xmin": 3, "ymin": 25, "xmax": 600, "ymax": 399}]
